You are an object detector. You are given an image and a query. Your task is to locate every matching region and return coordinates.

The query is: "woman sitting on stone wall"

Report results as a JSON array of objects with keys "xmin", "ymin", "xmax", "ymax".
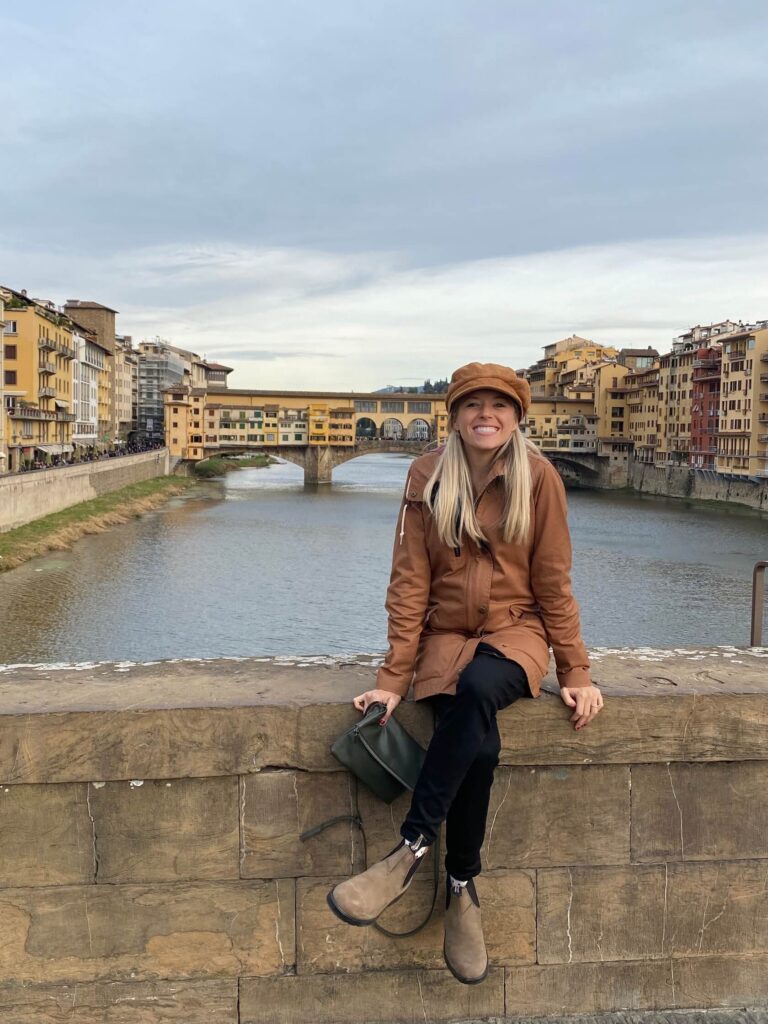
[{"xmin": 326, "ymin": 361, "xmax": 604, "ymax": 985}]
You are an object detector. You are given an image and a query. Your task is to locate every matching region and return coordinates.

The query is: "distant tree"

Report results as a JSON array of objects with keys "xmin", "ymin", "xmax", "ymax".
[{"xmin": 423, "ymin": 378, "xmax": 449, "ymax": 393}]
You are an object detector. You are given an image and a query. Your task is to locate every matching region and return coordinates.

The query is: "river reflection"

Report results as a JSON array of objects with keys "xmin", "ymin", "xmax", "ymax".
[{"xmin": 0, "ymin": 454, "xmax": 765, "ymax": 665}]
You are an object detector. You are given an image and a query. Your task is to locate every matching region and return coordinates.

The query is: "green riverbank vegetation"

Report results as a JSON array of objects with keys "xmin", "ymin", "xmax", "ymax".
[
  {"xmin": 0, "ymin": 476, "xmax": 195, "ymax": 572},
  {"xmin": 192, "ymin": 453, "xmax": 276, "ymax": 478}
]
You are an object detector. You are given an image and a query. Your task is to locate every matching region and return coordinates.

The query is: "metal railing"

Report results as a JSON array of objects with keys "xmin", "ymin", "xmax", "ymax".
[{"xmin": 751, "ymin": 562, "xmax": 768, "ymax": 646}]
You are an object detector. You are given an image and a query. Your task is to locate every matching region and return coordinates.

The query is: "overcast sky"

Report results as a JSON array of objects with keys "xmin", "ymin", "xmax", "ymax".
[{"xmin": 3, "ymin": 0, "xmax": 767, "ymax": 389}]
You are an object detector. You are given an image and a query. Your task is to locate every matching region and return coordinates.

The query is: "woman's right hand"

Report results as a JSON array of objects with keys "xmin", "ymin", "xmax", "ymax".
[{"xmin": 352, "ymin": 689, "xmax": 402, "ymax": 725}]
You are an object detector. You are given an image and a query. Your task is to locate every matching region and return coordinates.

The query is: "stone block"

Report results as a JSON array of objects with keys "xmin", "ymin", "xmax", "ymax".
[
  {"xmin": 631, "ymin": 762, "xmax": 768, "ymax": 862},
  {"xmin": 0, "ymin": 878, "xmax": 295, "ymax": 984},
  {"xmin": 482, "ymin": 764, "xmax": 629, "ymax": 868},
  {"xmin": 505, "ymin": 959, "xmax": 674, "ymax": 1016},
  {"xmin": 498, "ymin": 693, "xmax": 768, "ymax": 765},
  {"xmin": 0, "ymin": 782, "xmax": 93, "ymax": 887},
  {"xmin": 0, "ymin": 979, "xmax": 237, "ymax": 1023},
  {"xmin": 537, "ymin": 860, "xmax": 768, "ymax": 964},
  {"xmin": 241, "ymin": 771, "xmax": 361, "ymax": 878},
  {"xmin": 88, "ymin": 777, "xmax": 239, "ymax": 883},
  {"xmin": 672, "ymin": 952, "xmax": 768, "ymax": 1009},
  {"xmin": 296, "ymin": 870, "xmax": 534, "ymax": 972},
  {"xmin": 239, "ymin": 968, "xmax": 505, "ymax": 1024},
  {"xmin": 0, "ymin": 703, "xmax": 430, "ymax": 785}
]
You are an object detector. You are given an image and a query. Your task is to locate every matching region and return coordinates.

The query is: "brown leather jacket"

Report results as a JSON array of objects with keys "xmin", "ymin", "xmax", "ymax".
[{"xmin": 376, "ymin": 448, "xmax": 592, "ymax": 700}]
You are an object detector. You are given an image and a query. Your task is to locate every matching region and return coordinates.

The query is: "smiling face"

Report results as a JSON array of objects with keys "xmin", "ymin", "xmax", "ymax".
[{"xmin": 452, "ymin": 388, "xmax": 520, "ymax": 456}]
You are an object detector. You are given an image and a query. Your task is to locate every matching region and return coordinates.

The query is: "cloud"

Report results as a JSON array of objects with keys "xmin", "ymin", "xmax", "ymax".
[
  {"xmin": 6, "ymin": 232, "xmax": 767, "ymax": 391},
  {"xmin": 207, "ymin": 348, "xmax": 343, "ymax": 361}
]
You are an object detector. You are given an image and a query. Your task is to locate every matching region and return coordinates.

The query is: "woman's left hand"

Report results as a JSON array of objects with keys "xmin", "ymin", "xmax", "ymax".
[{"xmin": 560, "ymin": 684, "xmax": 603, "ymax": 730}]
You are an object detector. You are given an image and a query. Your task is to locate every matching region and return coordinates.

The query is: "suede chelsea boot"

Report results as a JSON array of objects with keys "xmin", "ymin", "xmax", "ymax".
[
  {"xmin": 443, "ymin": 876, "xmax": 489, "ymax": 984},
  {"xmin": 327, "ymin": 835, "xmax": 429, "ymax": 927}
]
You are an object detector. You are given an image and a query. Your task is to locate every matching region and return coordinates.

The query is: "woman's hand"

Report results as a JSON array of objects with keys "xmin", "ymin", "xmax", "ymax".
[
  {"xmin": 560, "ymin": 684, "xmax": 603, "ymax": 730},
  {"xmin": 352, "ymin": 689, "xmax": 402, "ymax": 726}
]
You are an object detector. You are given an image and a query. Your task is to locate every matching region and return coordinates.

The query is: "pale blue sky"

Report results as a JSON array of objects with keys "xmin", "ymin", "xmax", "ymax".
[{"xmin": 3, "ymin": 1, "xmax": 767, "ymax": 387}]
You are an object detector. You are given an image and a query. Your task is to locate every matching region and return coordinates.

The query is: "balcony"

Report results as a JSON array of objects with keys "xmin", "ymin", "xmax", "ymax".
[
  {"xmin": 38, "ymin": 361, "xmax": 56, "ymax": 375},
  {"xmin": 38, "ymin": 387, "xmax": 56, "ymax": 398},
  {"xmin": 56, "ymin": 343, "xmax": 76, "ymax": 360},
  {"xmin": 758, "ymin": 434, "xmax": 768, "ymax": 444},
  {"xmin": 37, "ymin": 337, "xmax": 56, "ymax": 351},
  {"xmin": 57, "ymin": 413, "xmax": 76, "ymax": 422},
  {"xmin": 7, "ymin": 405, "xmax": 57, "ymax": 421},
  {"xmin": 760, "ymin": 414, "xmax": 768, "ymax": 424}
]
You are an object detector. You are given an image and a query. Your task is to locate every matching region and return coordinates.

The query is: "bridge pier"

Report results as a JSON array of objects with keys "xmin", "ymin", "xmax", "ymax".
[{"xmin": 303, "ymin": 446, "xmax": 334, "ymax": 485}]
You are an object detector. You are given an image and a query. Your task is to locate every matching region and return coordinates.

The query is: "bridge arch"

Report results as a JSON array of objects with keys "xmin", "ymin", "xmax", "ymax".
[
  {"xmin": 405, "ymin": 417, "xmax": 431, "ymax": 441},
  {"xmin": 355, "ymin": 417, "xmax": 377, "ymax": 439},
  {"xmin": 380, "ymin": 418, "xmax": 405, "ymax": 440}
]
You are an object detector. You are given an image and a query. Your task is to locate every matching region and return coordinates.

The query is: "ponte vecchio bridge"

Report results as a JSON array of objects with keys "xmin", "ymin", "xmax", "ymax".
[{"xmin": 166, "ymin": 386, "xmax": 449, "ymax": 483}]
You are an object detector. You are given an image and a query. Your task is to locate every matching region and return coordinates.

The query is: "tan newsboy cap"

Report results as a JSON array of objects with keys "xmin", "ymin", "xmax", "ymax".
[{"xmin": 445, "ymin": 362, "xmax": 531, "ymax": 416}]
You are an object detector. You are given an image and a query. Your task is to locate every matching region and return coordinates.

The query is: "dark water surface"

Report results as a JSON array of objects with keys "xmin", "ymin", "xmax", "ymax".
[{"xmin": 0, "ymin": 454, "xmax": 765, "ymax": 666}]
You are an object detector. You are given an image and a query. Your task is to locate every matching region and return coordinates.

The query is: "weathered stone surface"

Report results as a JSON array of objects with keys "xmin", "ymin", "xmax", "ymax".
[
  {"xmin": 296, "ymin": 870, "xmax": 534, "ymax": 972},
  {"xmin": 0, "ymin": 879, "xmax": 295, "ymax": 984},
  {"xmin": 89, "ymin": 777, "xmax": 239, "ymax": 883},
  {"xmin": 482, "ymin": 764, "xmax": 629, "ymax": 868},
  {"xmin": 3, "ymin": 654, "xmax": 768, "ymax": 785},
  {"xmin": 241, "ymin": 771, "xmax": 361, "ymax": 878},
  {"xmin": 672, "ymin": 952, "xmax": 768, "ymax": 1009},
  {"xmin": 0, "ymin": 782, "xmax": 93, "ymax": 887},
  {"xmin": 499, "ymin": 693, "xmax": 768, "ymax": 765},
  {"xmin": 0, "ymin": 979, "xmax": 237, "ymax": 1023},
  {"xmin": 631, "ymin": 763, "xmax": 768, "ymax": 862},
  {"xmin": 240, "ymin": 968, "xmax": 505, "ymax": 1023},
  {"xmin": 537, "ymin": 861, "xmax": 768, "ymax": 964},
  {"xmin": 354, "ymin": 764, "xmax": 629, "ymax": 869},
  {"xmin": 505, "ymin": 959, "xmax": 674, "ymax": 1016}
]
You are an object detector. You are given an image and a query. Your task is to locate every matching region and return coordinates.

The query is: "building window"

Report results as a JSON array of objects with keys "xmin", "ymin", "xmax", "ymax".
[
  {"xmin": 408, "ymin": 401, "xmax": 431, "ymax": 413},
  {"xmin": 4, "ymin": 370, "xmax": 17, "ymax": 385},
  {"xmin": 355, "ymin": 400, "xmax": 377, "ymax": 412},
  {"xmin": 381, "ymin": 400, "xmax": 405, "ymax": 413},
  {"xmin": 4, "ymin": 344, "xmax": 17, "ymax": 359},
  {"xmin": 294, "ymin": 433, "xmax": 303, "ymax": 441}
]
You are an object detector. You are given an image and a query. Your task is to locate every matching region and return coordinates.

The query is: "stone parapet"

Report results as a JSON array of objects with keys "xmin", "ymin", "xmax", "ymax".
[
  {"xmin": 0, "ymin": 650, "xmax": 767, "ymax": 1022},
  {"xmin": 0, "ymin": 449, "xmax": 171, "ymax": 532}
]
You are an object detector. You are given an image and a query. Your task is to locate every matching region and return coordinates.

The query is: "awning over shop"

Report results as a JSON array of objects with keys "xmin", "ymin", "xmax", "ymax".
[
  {"xmin": 54, "ymin": 400, "xmax": 69, "ymax": 410},
  {"xmin": 36, "ymin": 443, "xmax": 74, "ymax": 455}
]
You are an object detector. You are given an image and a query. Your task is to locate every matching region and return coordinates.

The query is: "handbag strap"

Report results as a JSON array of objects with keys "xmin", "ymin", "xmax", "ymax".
[{"xmin": 300, "ymin": 776, "xmax": 441, "ymax": 938}]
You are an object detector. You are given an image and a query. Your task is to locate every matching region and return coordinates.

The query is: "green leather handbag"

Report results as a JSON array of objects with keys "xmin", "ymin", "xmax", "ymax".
[
  {"xmin": 300, "ymin": 701, "xmax": 440, "ymax": 938},
  {"xmin": 330, "ymin": 700, "xmax": 426, "ymax": 803}
]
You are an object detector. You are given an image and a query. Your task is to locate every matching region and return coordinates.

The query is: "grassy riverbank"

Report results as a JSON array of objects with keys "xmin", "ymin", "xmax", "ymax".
[
  {"xmin": 0, "ymin": 476, "xmax": 195, "ymax": 573},
  {"xmin": 192, "ymin": 454, "xmax": 276, "ymax": 478}
]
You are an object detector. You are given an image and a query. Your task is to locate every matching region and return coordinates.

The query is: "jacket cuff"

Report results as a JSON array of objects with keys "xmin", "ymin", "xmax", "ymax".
[
  {"xmin": 375, "ymin": 668, "xmax": 412, "ymax": 699},
  {"xmin": 557, "ymin": 666, "xmax": 592, "ymax": 689}
]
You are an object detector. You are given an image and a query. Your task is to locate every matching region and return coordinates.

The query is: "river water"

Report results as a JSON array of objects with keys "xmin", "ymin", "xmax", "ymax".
[{"xmin": 0, "ymin": 454, "xmax": 765, "ymax": 666}]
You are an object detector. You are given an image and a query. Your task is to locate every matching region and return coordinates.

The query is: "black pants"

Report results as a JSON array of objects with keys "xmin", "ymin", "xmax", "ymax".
[{"xmin": 400, "ymin": 643, "xmax": 531, "ymax": 881}]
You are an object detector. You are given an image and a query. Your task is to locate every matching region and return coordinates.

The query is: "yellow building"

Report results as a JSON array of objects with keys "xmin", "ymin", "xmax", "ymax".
[
  {"xmin": 716, "ymin": 323, "xmax": 768, "ymax": 478},
  {"xmin": 165, "ymin": 387, "xmax": 446, "ymax": 461},
  {"xmin": 525, "ymin": 397, "xmax": 595, "ymax": 452},
  {"xmin": 624, "ymin": 364, "xmax": 660, "ymax": 464},
  {"xmin": 593, "ymin": 362, "xmax": 631, "ymax": 462},
  {"xmin": 1, "ymin": 287, "xmax": 77, "ymax": 471},
  {"xmin": 526, "ymin": 335, "xmax": 619, "ymax": 399}
]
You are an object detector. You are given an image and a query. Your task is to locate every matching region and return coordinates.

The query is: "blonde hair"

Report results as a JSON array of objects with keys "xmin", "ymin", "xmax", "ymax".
[{"xmin": 424, "ymin": 417, "xmax": 539, "ymax": 549}]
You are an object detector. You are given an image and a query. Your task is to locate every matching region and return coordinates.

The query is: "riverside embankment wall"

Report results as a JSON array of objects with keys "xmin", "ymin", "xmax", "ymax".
[
  {"xmin": 628, "ymin": 460, "xmax": 768, "ymax": 511},
  {"xmin": 1, "ymin": 652, "xmax": 767, "ymax": 1023},
  {"xmin": 0, "ymin": 449, "xmax": 171, "ymax": 532}
]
